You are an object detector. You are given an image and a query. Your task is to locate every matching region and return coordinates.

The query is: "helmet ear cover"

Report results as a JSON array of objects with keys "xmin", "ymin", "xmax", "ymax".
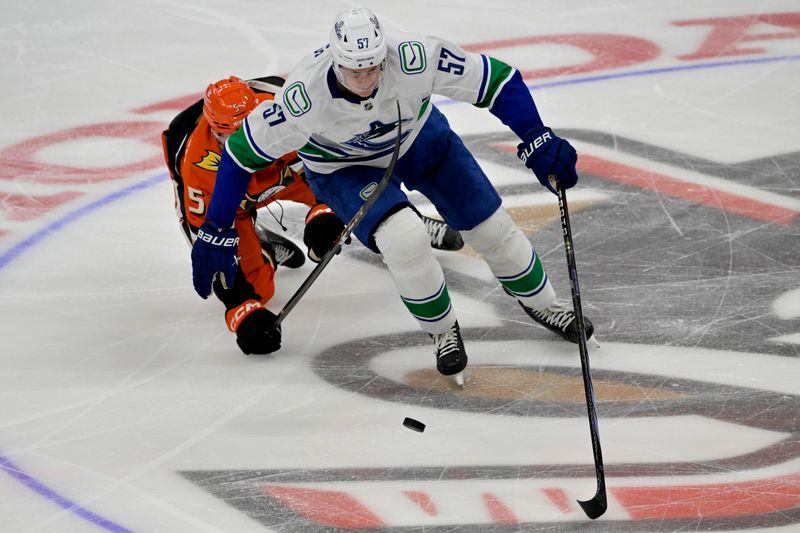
[
  {"xmin": 203, "ymin": 76, "xmax": 258, "ymax": 135},
  {"xmin": 329, "ymin": 7, "xmax": 387, "ymax": 73}
]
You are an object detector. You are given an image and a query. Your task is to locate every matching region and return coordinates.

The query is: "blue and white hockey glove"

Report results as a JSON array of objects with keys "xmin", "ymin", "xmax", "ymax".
[
  {"xmin": 517, "ymin": 126, "xmax": 578, "ymax": 194},
  {"xmin": 191, "ymin": 220, "xmax": 240, "ymax": 299}
]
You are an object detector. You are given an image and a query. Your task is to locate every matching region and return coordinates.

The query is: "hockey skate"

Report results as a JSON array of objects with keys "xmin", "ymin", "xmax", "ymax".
[
  {"xmin": 430, "ymin": 321, "xmax": 467, "ymax": 387},
  {"xmin": 518, "ymin": 300, "xmax": 600, "ymax": 348},
  {"xmin": 255, "ymin": 222, "xmax": 305, "ymax": 269},
  {"xmin": 421, "ymin": 215, "xmax": 464, "ymax": 251}
]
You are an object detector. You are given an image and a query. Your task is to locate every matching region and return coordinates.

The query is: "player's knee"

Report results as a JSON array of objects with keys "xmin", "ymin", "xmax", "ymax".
[
  {"xmin": 374, "ymin": 208, "xmax": 432, "ymax": 268},
  {"xmin": 462, "ymin": 207, "xmax": 520, "ymax": 256}
]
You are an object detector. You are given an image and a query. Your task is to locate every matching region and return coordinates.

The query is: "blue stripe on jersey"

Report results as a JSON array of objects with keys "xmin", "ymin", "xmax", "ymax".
[
  {"xmin": 307, "ymin": 136, "xmax": 351, "ymax": 157},
  {"xmin": 512, "ymin": 273, "xmax": 549, "ymax": 297},
  {"xmin": 498, "ymin": 251, "xmax": 537, "ymax": 282},
  {"xmin": 401, "ymin": 281, "xmax": 446, "ymax": 303},
  {"xmin": 299, "ymin": 144, "xmax": 398, "ymax": 164},
  {"xmin": 415, "ymin": 302, "xmax": 452, "ymax": 323},
  {"xmin": 243, "ymin": 118, "xmax": 277, "ymax": 162},
  {"xmin": 477, "ymin": 55, "xmax": 489, "ymax": 104}
]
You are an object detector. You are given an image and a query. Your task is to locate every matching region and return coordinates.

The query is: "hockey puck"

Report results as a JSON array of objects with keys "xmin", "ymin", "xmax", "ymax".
[{"xmin": 403, "ymin": 417, "xmax": 425, "ymax": 433}]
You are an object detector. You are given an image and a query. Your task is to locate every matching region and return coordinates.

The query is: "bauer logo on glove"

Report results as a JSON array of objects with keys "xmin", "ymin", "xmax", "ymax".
[
  {"xmin": 191, "ymin": 220, "xmax": 241, "ymax": 299},
  {"xmin": 196, "ymin": 227, "xmax": 239, "ymax": 248},
  {"xmin": 518, "ymin": 130, "xmax": 552, "ymax": 164},
  {"xmin": 517, "ymin": 126, "xmax": 579, "ymax": 194}
]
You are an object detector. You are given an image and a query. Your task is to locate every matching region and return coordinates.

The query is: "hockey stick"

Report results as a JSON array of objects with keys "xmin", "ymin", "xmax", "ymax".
[
  {"xmin": 274, "ymin": 102, "xmax": 402, "ymax": 327},
  {"xmin": 550, "ymin": 176, "xmax": 607, "ymax": 519}
]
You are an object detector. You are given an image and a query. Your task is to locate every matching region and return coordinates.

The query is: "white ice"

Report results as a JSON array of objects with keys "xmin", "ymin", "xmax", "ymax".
[{"xmin": 2, "ymin": 1, "xmax": 799, "ymax": 532}]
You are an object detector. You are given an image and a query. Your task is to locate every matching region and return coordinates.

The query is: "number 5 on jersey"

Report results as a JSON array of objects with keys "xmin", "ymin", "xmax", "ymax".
[{"xmin": 187, "ymin": 187, "xmax": 206, "ymax": 215}]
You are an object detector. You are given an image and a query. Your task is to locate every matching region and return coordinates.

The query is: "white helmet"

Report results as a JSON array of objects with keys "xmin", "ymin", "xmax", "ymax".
[{"xmin": 329, "ymin": 8, "xmax": 387, "ymax": 72}]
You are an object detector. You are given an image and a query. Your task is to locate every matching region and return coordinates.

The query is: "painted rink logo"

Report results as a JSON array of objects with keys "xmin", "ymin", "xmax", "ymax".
[{"xmin": 182, "ymin": 330, "xmax": 800, "ymax": 531}]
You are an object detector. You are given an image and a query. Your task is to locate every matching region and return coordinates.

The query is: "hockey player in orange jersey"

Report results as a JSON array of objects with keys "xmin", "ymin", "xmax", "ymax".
[
  {"xmin": 163, "ymin": 75, "xmax": 465, "ymax": 356},
  {"xmin": 163, "ymin": 75, "xmax": 323, "ymax": 355}
]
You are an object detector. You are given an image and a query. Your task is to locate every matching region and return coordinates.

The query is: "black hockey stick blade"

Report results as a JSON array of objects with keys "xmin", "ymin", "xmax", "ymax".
[
  {"xmin": 275, "ymin": 101, "xmax": 403, "ymax": 327},
  {"xmin": 550, "ymin": 176, "xmax": 608, "ymax": 520},
  {"xmin": 578, "ymin": 480, "xmax": 608, "ymax": 519}
]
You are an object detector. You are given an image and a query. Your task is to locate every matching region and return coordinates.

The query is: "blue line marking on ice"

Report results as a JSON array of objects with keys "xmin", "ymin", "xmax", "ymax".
[
  {"xmin": 526, "ymin": 54, "xmax": 800, "ymax": 91},
  {"xmin": 0, "ymin": 173, "xmax": 166, "ymax": 272},
  {"xmin": 0, "ymin": 454, "xmax": 137, "ymax": 533},
  {"xmin": 437, "ymin": 54, "xmax": 800, "ymax": 105}
]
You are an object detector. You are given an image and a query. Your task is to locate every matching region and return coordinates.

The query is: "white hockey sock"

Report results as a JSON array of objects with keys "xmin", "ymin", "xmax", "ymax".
[
  {"xmin": 461, "ymin": 206, "xmax": 556, "ymax": 311},
  {"xmin": 374, "ymin": 208, "xmax": 455, "ymax": 334}
]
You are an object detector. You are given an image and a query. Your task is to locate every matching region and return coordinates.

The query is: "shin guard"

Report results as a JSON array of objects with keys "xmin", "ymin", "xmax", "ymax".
[
  {"xmin": 462, "ymin": 207, "xmax": 556, "ymax": 310},
  {"xmin": 374, "ymin": 208, "xmax": 455, "ymax": 334}
]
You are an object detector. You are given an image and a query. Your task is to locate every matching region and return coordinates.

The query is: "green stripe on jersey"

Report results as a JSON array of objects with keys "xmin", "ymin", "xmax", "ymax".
[
  {"xmin": 498, "ymin": 252, "xmax": 546, "ymax": 296},
  {"xmin": 475, "ymin": 57, "xmax": 514, "ymax": 109},
  {"xmin": 298, "ymin": 142, "xmax": 341, "ymax": 160},
  {"xmin": 417, "ymin": 97, "xmax": 430, "ymax": 119},
  {"xmin": 226, "ymin": 128, "xmax": 274, "ymax": 170},
  {"xmin": 401, "ymin": 284, "xmax": 452, "ymax": 322}
]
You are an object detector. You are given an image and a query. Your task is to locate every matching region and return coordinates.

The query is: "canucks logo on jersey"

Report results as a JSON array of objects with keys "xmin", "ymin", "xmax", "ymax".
[{"xmin": 343, "ymin": 118, "xmax": 412, "ymax": 151}]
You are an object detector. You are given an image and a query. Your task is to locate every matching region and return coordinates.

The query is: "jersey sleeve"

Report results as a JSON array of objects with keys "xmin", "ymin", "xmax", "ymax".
[
  {"xmin": 426, "ymin": 35, "xmax": 544, "ymax": 139},
  {"xmin": 225, "ymin": 99, "xmax": 308, "ymax": 173},
  {"xmin": 206, "ymin": 100, "xmax": 309, "ymax": 228}
]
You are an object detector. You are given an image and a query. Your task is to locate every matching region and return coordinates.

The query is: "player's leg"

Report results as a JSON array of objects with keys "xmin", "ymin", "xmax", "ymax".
[
  {"xmin": 305, "ymin": 165, "xmax": 466, "ymax": 381},
  {"xmin": 461, "ymin": 207, "xmax": 594, "ymax": 342},
  {"xmin": 373, "ymin": 207, "xmax": 466, "ymax": 379},
  {"xmin": 253, "ymin": 219, "xmax": 305, "ymax": 269},
  {"xmin": 405, "ymin": 204, "xmax": 464, "ymax": 251},
  {"xmin": 404, "ymin": 106, "xmax": 594, "ymax": 343}
]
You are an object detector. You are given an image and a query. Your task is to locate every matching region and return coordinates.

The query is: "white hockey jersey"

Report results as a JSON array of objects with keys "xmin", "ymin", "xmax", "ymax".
[{"xmin": 225, "ymin": 30, "xmax": 519, "ymax": 175}]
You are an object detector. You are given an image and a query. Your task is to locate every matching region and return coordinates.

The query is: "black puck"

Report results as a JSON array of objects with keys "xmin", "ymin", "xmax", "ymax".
[{"xmin": 403, "ymin": 417, "xmax": 425, "ymax": 432}]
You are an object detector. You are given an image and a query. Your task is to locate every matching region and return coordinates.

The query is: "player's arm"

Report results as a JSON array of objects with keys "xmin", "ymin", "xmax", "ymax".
[
  {"xmin": 207, "ymin": 101, "xmax": 305, "ymax": 227},
  {"xmin": 428, "ymin": 37, "xmax": 577, "ymax": 194},
  {"xmin": 191, "ymin": 101, "xmax": 306, "ymax": 299}
]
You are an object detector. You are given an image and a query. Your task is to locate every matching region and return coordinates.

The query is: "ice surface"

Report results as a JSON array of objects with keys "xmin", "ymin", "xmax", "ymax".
[{"xmin": 1, "ymin": 1, "xmax": 799, "ymax": 531}]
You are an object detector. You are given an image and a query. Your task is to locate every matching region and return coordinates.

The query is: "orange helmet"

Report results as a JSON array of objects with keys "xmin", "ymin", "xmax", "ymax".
[{"xmin": 203, "ymin": 76, "xmax": 258, "ymax": 135}]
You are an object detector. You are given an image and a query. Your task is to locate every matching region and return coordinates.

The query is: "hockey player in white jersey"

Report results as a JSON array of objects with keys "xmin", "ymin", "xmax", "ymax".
[{"xmin": 190, "ymin": 7, "xmax": 595, "ymax": 384}]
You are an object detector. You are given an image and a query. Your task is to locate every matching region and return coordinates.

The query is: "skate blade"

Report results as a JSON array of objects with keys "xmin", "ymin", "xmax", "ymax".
[
  {"xmin": 451, "ymin": 371, "xmax": 465, "ymax": 388},
  {"xmin": 587, "ymin": 335, "xmax": 601, "ymax": 349}
]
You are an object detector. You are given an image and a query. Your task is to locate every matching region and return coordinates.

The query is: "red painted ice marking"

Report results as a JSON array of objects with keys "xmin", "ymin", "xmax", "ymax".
[
  {"xmin": 131, "ymin": 94, "xmax": 201, "ymax": 114},
  {"xmin": 259, "ymin": 485, "xmax": 386, "ymax": 528},
  {"xmin": 0, "ymin": 122, "xmax": 164, "ymax": 184},
  {"xmin": 577, "ymin": 154, "xmax": 798, "ymax": 226},
  {"xmin": 402, "ymin": 490, "xmax": 438, "ymax": 515},
  {"xmin": 675, "ymin": 13, "xmax": 800, "ymax": 61},
  {"xmin": 542, "ymin": 487, "xmax": 574, "ymax": 513},
  {"xmin": 464, "ymin": 34, "xmax": 659, "ymax": 80},
  {"xmin": 482, "ymin": 492, "xmax": 519, "ymax": 524},
  {"xmin": 493, "ymin": 143, "xmax": 798, "ymax": 226},
  {"xmin": 613, "ymin": 472, "xmax": 800, "ymax": 519},
  {"xmin": 0, "ymin": 191, "xmax": 84, "ymax": 221}
]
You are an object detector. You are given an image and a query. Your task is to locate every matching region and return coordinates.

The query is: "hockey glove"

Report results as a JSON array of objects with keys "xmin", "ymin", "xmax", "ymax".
[
  {"xmin": 226, "ymin": 299, "xmax": 281, "ymax": 355},
  {"xmin": 517, "ymin": 126, "xmax": 578, "ymax": 194},
  {"xmin": 191, "ymin": 220, "xmax": 240, "ymax": 299},
  {"xmin": 303, "ymin": 204, "xmax": 349, "ymax": 263}
]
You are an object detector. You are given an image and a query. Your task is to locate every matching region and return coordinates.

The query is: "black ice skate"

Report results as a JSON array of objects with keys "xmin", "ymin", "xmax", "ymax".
[
  {"xmin": 422, "ymin": 215, "xmax": 464, "ymax": 251},
  {"xmin": 518, "ymin": 301, "xmax": 599, "ymax": 347},
  {"xmin": 430, "ymin": 321, "xmax": 467, "ymax": 387},
  {"xmin": 255, "ymin": 222, "xmax": 305, "ymax": 269}
]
